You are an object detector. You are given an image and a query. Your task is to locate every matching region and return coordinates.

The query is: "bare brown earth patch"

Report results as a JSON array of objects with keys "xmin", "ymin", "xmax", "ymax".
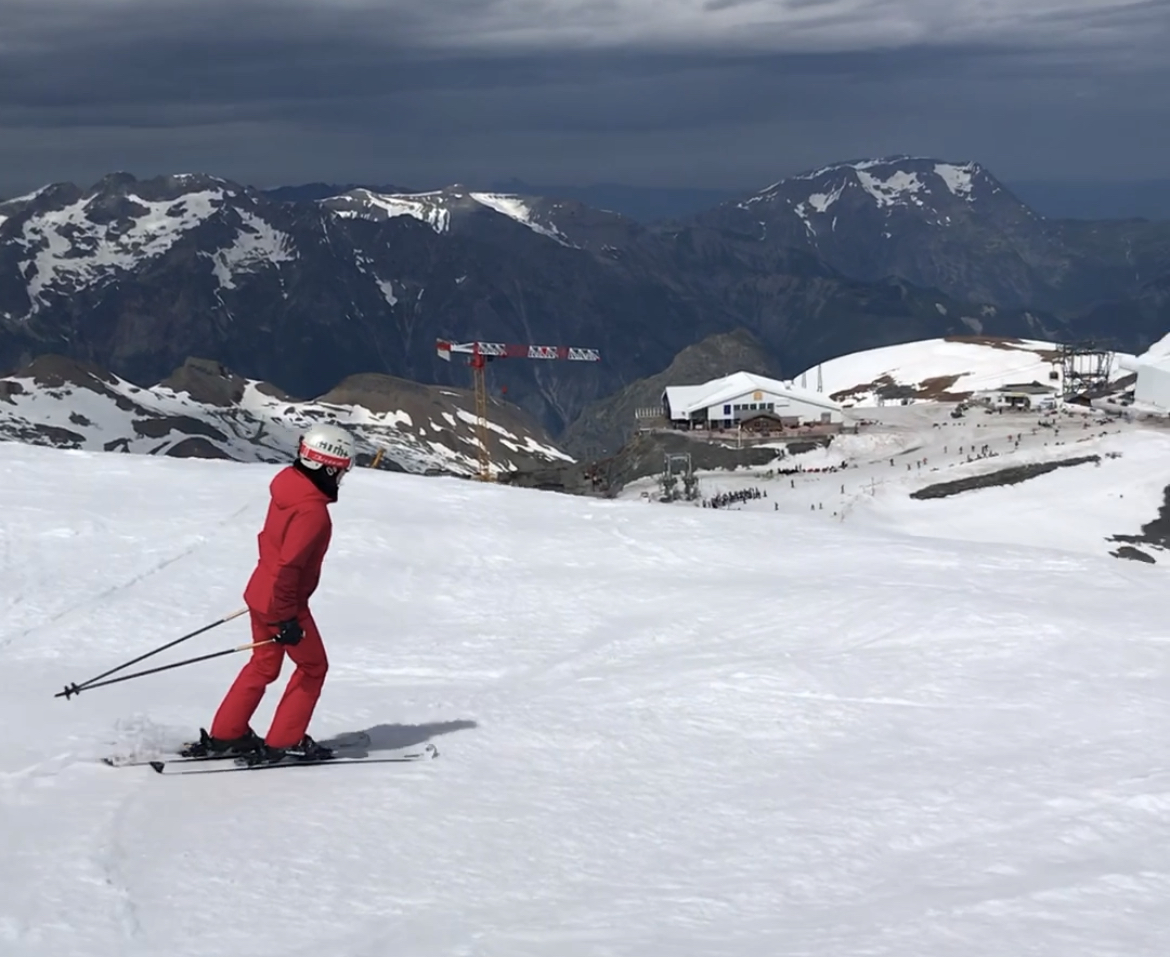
[
  {"xmin": 830, "ymin": 375, "xmax": 896, "ymax": 403},
  {"xmin": 915, "ymin": 374, "xmax": 968, "ymax": 402},
  {"xmin": 942, "ymin": 335, "xmax": 1063, "ymax": 363},
  {"xmin": 830, "ymin": 373, "xmax": 969, "ymax": 403}
]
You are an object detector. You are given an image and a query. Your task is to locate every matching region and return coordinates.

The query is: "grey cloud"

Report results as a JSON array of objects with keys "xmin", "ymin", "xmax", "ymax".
[
  {"xmin": 702, "ymin": 0, "xmax": 765, "ymax": 12},
  {"xmin": 4, "ymin": 0, "xmax": 1167, "ymax": 55},
  {"xmin": 0, "ymin": 0, "xmax": 1167, "ymax": 196}
]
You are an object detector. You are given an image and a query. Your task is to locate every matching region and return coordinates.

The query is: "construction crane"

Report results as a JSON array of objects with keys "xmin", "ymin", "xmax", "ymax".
[{"xmin": 437, "ymin": 338, "xmax": 602, "ymax": 481}]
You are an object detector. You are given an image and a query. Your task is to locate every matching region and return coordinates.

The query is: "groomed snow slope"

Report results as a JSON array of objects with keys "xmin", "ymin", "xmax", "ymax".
[
  {"xmin": 3, "ymin": 440, "xmax": 1170, "ymax": 956},
  {"xmin": 796, "ymin": 337, "xmax": 1133, "ymax": 406}
]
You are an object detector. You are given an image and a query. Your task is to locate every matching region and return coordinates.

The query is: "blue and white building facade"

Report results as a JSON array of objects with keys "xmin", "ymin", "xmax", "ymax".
[{"xmin": 662, "ymin": 372, "xmax": 844, "ymax": 430}]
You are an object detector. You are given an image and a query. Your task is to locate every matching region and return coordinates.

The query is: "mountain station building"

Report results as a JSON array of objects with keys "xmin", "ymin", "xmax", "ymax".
[
  {"xmin": 661, "ymin": 372, "xmax": 845, "ymax": 431},
  {"xmin": 973, "ymin": 382, "xmax": 1058, "ymax": 411}
]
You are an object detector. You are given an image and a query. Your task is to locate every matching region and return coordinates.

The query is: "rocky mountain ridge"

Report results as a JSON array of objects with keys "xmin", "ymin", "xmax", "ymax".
[{"xmin": 0, "ymin": 354, "xmax": 570, "ymax": 476}]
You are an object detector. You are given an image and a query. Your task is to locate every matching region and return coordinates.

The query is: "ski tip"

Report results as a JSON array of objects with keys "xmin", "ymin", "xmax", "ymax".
[
  {"xmin": 149, "ymin": 760, "xmax": 166, "ymax": 774},
  {"xmin": 425, "ymin": 743, "xmax": 439, "ymax": 759}
]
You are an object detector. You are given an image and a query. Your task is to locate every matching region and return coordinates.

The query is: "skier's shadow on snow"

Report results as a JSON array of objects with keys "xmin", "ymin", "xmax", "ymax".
[{"xmin": 334, "ymin": 719, "xmax": 477, "ymax": 753}]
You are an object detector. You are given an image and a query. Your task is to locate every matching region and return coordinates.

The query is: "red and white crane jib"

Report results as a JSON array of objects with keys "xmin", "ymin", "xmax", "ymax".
[{"xmin": 437, "ymin": 340, "xmax": 601, "ymax": 362}]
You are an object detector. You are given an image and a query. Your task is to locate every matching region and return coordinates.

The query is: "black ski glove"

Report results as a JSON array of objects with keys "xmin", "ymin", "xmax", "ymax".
[{"xmin": 273, "ymin": 619, "xmax": 304, "ymax": 646}]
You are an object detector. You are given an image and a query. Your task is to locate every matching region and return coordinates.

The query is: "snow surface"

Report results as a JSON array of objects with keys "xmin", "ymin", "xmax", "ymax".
[
  {"xmin": 805, "ymin": 184, "xmax": 845, "ymax": 213},
  {"xmin": 3, "ymin": 415, "xmax": 1170, "ymax": 956},
  {"xmin": 795, "ymin": 337, "xmax": 1135, "ymax": 406}
]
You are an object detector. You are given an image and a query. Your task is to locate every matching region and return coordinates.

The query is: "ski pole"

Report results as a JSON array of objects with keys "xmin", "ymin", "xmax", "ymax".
[
  {"xmin": 56, "ymin": 607, "xmax": 248, "ymax": 700},
  {"xmin": 55, "ymin": 639, "xmax": 275, "ymax": 699}
]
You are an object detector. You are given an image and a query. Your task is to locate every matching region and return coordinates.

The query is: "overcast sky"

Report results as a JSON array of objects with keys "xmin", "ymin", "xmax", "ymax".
[{"xmin": 1, "ymin": 0, "xmax": 1168, "ymax": 195}]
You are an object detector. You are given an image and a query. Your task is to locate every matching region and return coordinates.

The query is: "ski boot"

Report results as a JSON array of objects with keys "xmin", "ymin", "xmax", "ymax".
[
  {"xmin": 244, "ymin": 734, "xmax": 335, "ymax": 766},
  {"xmin": 180, "ymin": 728, "xmax": 264, "ymax": 759}
]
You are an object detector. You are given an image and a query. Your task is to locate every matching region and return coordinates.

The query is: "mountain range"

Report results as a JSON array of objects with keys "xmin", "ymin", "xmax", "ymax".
[
  {"xmin": 261, "ymin": 178, "xmax": 1170, "ymax": 224},
  {"xmin": 2, "ymin": 157, "xmax": 1168, "ymax": 456}
]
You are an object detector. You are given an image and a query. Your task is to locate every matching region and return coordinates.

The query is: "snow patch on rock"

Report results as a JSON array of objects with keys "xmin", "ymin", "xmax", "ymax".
[
  {"xmin": 377, "ymin": 278, "xmax": 398, "ymax": 306},
  {"xmin": 470, "ymin": 193, "xmax": 572, "ymax": 246},
  {"xmin": 207, "ymin": 211, "xmax": 295, "ymax": 290},
  {"xmin": 334, "ymin": 189, "xmax": 452, "ymax": 233},
  {"xmin": 934, "ymin": 162, "xmax": 977, "ymax": 199},
  {"xmin": 856, "ymin": 169, "xmax": 926, "ymax": 208}
]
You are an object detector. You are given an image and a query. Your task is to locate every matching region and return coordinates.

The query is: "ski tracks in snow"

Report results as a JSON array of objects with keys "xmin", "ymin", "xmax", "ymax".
[
  {"xmin": 0, "ymin": 499, "xmax": 252, "ymax": 654},
  {"xmin": 92, "ymin": 787, "xmax": 143, "ymax": 942},
  {"xmin": 0, "ymin": 769, "xmax": 147, "ymax": 953}
]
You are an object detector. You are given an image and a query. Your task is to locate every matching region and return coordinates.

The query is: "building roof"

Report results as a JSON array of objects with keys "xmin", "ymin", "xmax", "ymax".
[
  {"xmin": 663, "ymin": 371, "xmax": 843, "ymax": 416},
  {"xmin": 998, "ymin": 382, "xmax": 1056, "ymax": 395}
]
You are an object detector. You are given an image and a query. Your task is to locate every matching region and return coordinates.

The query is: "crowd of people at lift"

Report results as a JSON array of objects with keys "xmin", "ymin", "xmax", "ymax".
[{"xmin": 703, "ymin": 487, "xmax": 766, "ymax": 509}]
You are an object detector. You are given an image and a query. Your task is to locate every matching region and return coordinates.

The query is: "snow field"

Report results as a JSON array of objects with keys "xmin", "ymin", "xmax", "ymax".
[
  {"xmin": 795, "ymin": 338, "xmax": 1135, "ymax": 407},
  {"xmin": 2, "ymin": 437, "xmax": 1170, "ymax": 955}
]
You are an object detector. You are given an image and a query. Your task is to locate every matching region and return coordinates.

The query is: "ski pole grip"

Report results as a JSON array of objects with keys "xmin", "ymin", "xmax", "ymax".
[{"xmin": 237, "ymin": 639, "xmax": 276, "ymax": 651}]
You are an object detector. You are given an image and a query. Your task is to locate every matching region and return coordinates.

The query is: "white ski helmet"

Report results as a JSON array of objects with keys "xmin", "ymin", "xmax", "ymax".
[{"xmin": 297, "ymin": 423, "xmax": 355, "ymax": 474}]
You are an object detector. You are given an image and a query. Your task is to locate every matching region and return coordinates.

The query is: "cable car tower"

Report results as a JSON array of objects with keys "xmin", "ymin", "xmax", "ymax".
[{"xmin": 436, "ymin": 338, "xmax": 601, "ymax": 481}]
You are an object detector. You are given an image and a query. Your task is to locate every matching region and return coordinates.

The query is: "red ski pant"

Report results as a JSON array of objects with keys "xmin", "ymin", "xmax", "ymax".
[{"xmin": 210, "ymin": 610, "xmax": 329, "ymax": 748}]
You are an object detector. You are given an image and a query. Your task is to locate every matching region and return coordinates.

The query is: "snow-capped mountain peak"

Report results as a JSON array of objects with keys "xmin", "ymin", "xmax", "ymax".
[
  {"xmin": 318, "ymin": 186, "xmax": 574, "ymax": 245},
  {"xmin": 742, "ymin": 156, "xmax": 1005, "ymax": 222},
  {"xmin": 691, "ymin": 155, "xmax": 1047, "ymax": 306},
  {"xmin": 2, "ymin": 173, "xmax": 300, "ymax": 318}
]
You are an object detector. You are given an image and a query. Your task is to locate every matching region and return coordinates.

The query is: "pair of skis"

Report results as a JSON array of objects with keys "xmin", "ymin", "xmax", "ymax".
[{"xmin": 103, "ymin": 732, "xmax": 438, "ymax": 775}]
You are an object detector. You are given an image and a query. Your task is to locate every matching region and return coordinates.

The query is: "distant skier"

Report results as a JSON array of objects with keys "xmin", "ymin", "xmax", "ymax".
[{"xmin": 187, "ymin": 423, "xmax": 355, "ymax": 764}]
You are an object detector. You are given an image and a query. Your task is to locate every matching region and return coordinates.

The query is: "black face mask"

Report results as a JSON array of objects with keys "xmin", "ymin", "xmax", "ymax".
[{"xmin": 293, "ymin": 459, "xmax": 340, "ymax": 501}]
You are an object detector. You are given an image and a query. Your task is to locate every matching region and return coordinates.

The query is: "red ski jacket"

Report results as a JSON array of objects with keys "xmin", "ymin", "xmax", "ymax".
[{"xmin": 244, "ymin": 466, "xmax": 333, "ymax": 623}]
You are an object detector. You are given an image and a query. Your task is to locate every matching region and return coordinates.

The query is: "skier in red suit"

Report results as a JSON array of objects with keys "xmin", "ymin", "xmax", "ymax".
[{"xmin": 191, "ymin": 423, "xmax": 355, "ymax": 764}]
